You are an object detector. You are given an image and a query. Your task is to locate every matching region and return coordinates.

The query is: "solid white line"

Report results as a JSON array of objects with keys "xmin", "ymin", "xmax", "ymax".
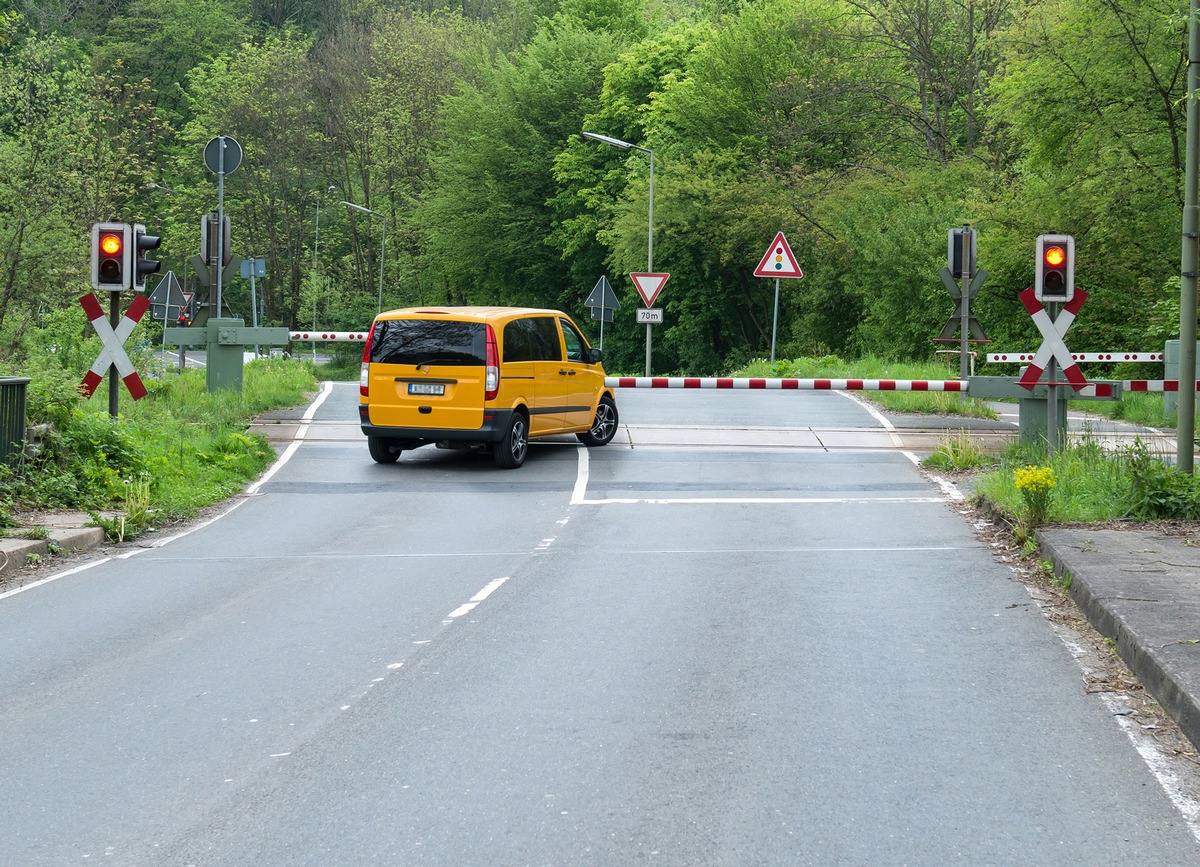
[
  {"xmin": 572, "ymin": 445, "xmax": 590, "ymax": 505},
  {"xmin": 246, "ymin": 381, "xmax": 333, "ymax": 495},
  {"xmin": 573, "ymin": 496, "xmax": 950, "ymax": 506},
  {"xmin": 603, "ymin": 545, "xmax": 967, "ymax": 554},
  {"xmin": 0, "ymin": 557, "xmax": 111, "ymax": 601},
  {"xmin": 1099, "ymin": 692, "xmax": 1200, "ymax": 842}
]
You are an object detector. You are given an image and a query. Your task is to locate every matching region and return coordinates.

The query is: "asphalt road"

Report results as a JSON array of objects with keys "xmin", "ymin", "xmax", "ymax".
[{"xmin": 2, "ymin": 384, "xmax": 1199, "ymax": 865}]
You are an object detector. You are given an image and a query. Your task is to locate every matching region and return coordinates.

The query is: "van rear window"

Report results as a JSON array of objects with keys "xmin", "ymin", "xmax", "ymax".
[{"xmin": 370, "ymin": 319, "xmax": 486, "ymax": 366}]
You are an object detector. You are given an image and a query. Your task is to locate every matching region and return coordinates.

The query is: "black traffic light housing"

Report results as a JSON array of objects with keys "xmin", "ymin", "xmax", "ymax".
[
  {"xmin": 947, "ymin": 226, "xmax": 976, "ymax": 279},
  {"xmin": 91, "ymin": 222, "xmax": 131, "ymax": 291},
  {"xmin": 132, "ymin": 223, "xmax": 162, "ymax": 291},
  {"xmin": 1035, "ymin": 234, "xmax": 1075, "ymax": 303}
]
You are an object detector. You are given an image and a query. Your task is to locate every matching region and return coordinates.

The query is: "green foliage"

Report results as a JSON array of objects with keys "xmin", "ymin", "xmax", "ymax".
[
  {"xmin": 0, "ymin": 0, "xmax": 1194, "ymax": 379},
  {"xmin": 1125, "ymin": 438, "xmax": 1200, "ymax": 520},
  {"xmin": 923, "ymin": 432, "xmax": 996, "ymax": 472},
  {"xmin": 1, "ymin": 357, "xmax": 316, "ymax": 532}
]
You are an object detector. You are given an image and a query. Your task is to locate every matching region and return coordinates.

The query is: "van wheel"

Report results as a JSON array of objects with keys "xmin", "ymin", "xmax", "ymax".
[
  {"xmin": 493, "ymin": 413, "xmax": 528, "ymax": 468},
  {"xmin": 577, "ymin": 396, "xmax": 618, "ymax": 447},
  {"xmin": 368, "ymin": 436, "xmax": 402, "ymax": 464}
]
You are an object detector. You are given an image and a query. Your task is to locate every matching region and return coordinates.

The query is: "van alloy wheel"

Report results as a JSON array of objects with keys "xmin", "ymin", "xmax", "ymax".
[
  {"xmin": 577, "ymin": 396, "xmax": 618, "ymax": 447},
  {"xmin": 494, "ymin": 413, "xmax": 528, "ymax": 468}
]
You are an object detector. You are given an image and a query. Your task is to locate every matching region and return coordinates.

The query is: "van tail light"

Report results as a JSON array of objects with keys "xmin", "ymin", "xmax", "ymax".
[
  {"xmin": 360, "ymin": 321, "xmax": 377, "ymax": 398},
  {"xmin": 485, "ymin": 324, "xmax": 500, "ymax": 400}
]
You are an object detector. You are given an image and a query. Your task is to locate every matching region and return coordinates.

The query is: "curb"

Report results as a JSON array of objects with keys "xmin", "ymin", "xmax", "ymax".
[
  {"xmin": 1038, "ymin": 530, "xmax": 1200, "ymax": 752},
  {"xmin": 0, "ymin": 527, "xmax": 107, "ymax": 581}
]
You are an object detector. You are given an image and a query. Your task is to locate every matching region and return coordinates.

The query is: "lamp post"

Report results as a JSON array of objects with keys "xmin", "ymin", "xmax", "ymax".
[
  {"xmin": 582, "ymin": 131, "xmax": 655, "ymax": 376},
  {"xmin": 310, "ymin": 186, "xmax": 336, "ymax": 361},
  {"xmin": 343, "ymin": 201, "xmax": 387, "ymax": 314}
]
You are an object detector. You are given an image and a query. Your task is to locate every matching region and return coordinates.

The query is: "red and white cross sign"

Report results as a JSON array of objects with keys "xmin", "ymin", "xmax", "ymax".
[
  {"xmin": 79, "ymin": 292, "xmax": 150, "ymax": 400},
  {"xmin": 1016, "ymin": 286, "xmax": 1088, "ymax": 392}
]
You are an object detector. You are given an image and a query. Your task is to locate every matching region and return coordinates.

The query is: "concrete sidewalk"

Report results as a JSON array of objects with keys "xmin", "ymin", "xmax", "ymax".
[
  {"xmin": 1039, "ymin": 526, "xmax": 1200, "ymax": 751},
  {"xmin": 0, "ymin": 512, "xmax": 106, "ymax": 582}
]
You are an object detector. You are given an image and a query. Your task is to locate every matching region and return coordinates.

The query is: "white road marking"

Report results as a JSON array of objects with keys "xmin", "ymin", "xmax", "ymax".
[
  {"xmin": 471, "ymin": 576, "xmax": 510, "ymax": 603},
  {"xmin": 246, "ymin": 381, "xmax": 333, "ymax": 495}
]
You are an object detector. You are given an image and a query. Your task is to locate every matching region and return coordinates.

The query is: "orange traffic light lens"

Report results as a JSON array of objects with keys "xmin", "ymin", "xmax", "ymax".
[
  {"xmin": 1044, "ymin": 246, "xmax": 1065, "ymax": 267},
  {"xmin": 100, "ymin": 234, "xmax": 122, "ymax": 255}
]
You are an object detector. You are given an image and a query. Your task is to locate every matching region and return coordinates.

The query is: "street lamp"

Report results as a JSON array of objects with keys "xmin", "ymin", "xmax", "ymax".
[
  {"xmin": 311, "ymin": 185, "xmax": 336, "ymax": 361},
  {"xmin": 343, "ymin": 200, "xmax": 387, "ymax": 314},
  {"xmin": 582, "ymin": 131, "xmax": 655, "ymax": 375}
]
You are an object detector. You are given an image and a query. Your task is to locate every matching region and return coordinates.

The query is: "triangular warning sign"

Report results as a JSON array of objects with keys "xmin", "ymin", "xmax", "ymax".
[
  {"xmin": 754, "ymin": 232, "xmax": 803, "ymax": 278},
  {"xmin": 630, "ymin": 272, "xmax": 669, "ymax": 307}
]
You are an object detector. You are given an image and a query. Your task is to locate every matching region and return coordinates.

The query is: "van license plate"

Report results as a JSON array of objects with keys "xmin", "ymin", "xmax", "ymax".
[{"xmin": 408, "ymin": 382, "xmax": 445, "ymax": 396}]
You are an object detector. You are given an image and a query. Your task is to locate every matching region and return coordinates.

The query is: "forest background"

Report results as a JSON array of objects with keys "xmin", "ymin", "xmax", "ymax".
[{"xmin": 0, "ymin": 0, "xmax": 1191, "ymax": 376}]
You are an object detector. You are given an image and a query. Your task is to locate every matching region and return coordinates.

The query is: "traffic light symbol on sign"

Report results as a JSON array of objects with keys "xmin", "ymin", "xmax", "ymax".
[
  {"xmin": 752, "ymin": 232, "xmax": 803, "ymax": 278},
  {"xmin": 91, "ymin": 222, "xmax": 131, "ymax": 291},
  {"xmin": 1035, "ymin": 234, "xmax": 1074, "ymax": 303},
  {"xmin": 132, "ymin": 223, "xmax": 162, "ymax": 290}
]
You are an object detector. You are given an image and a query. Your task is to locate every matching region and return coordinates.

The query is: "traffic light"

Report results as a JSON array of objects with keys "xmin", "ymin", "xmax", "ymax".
[
  {"xmin": 202, "ymin": 213, "xmax": 231, "ymax": 267},
  {"xmin": 947, "ymin": 227, "xmax": 976, "ymax": 279},
  {"xmin": 1035, "ymin": 234, "xmax": 1075, "ymax": 303},
  {"xmin": 132, "ymin": 223, "xmax": 162, "ymax": 291},
  {"xmin": 91, "ymin": 222, "xmax": 131, "ymax": 291}
]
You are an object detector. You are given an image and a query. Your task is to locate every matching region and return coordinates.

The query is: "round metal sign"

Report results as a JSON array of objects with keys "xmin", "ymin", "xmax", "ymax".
[{"xmin": 204, "ymin": 135, "xmax": 243, "ymax": 174}]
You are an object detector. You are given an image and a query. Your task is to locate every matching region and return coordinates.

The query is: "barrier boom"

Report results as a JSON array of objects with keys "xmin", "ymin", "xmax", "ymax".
[{"xmin": 605, "ymin": 377, "xmax": 967, "ymax": 391}]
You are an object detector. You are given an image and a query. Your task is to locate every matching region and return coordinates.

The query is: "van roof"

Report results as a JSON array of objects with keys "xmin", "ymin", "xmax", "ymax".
[{"xmin": 376, "ymin": 306, "xmax": 565, "ymax": 322}]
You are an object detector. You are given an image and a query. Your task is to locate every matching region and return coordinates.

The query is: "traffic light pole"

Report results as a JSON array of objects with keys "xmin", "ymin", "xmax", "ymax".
[
  {"xmin": 1046, "ymin": 303, "xmax": 1060, "ymax": 454},
  {"xmin": 108, "ymin": 292, "xmax": 120, "ymax": 419},
  {"xmin": 1178, "ymin": 0, "xmax": 1200, "ymax": 472},
  {"xmin": 216, "ymin": 148, "xmax": 227, "ymax": 320},
  {"xmin": 959, "ymin": 224, "xmax": 971, "ymax": 381}
]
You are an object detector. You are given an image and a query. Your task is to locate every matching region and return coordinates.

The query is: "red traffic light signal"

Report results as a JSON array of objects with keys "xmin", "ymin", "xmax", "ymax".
[
  {"xmin": 91, "ymin": 222, "xmax": 131, "ymax": 291},
  {"xmin": 1035, "ymin": 234, "xmax": 1074, "ymax": 302}
]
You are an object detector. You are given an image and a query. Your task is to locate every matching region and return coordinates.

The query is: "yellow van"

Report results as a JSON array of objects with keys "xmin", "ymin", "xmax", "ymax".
[{"xmin": 358, "ymin": 307, "xmax": 619, "ymax": 468}]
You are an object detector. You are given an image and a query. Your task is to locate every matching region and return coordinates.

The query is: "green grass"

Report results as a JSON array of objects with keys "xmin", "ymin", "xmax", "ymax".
[
  {"xmin": 973, "ymin": 438, "xmax": 1145, "ymax": 526},
  {"xmin": 1068, "ymin": 391, "xmax": 1173, "ymax": 429},
  {"xmin": 2, "ymin": 357, "xmax": 318, "ymax": 526},
  {"xmin": 735, "ymin": 354, "xmax": 998, "ymax": 419},
  {"xmin": 923, "ymin": 432, "xmax": 998, "ymax": 472}
]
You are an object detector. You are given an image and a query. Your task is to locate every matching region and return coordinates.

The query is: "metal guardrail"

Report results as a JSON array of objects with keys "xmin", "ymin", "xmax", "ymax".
[{"xmin": 0, "ymin": 376, "xmax": 30, "ymax": 464}]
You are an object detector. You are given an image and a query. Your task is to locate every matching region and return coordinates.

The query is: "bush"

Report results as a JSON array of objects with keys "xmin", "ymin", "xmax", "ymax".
[{"xmin": 1125, "ymin": 438, "xmax": 1200, "ymax": 520}]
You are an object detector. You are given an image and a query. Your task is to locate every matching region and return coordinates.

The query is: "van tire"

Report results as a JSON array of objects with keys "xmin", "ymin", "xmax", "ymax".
[
  {"xmin": 493, "ymin": 413, "xmax": 528, "ymax": 469},
  {"xmin": 577, "ymin": 396, "xmax": 618, "ymax": 447},
  {"xmin": 368, "ymin": 436, "xmax": 402, "ymax": 464}
]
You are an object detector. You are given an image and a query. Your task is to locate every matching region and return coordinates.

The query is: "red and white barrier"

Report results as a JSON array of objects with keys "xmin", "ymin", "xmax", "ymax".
[
  {"xmin": 1122, "ymin": 381, "xmax": 1200, "ymax": 393},
  {"xmin": 605, "ymin": 377, "xmax": 967, "ymax": 392},
  {"xmin": 989, "ymin": 352, "xmax": 1163, "ymax": 363},
  {"xmin": 290, "ymin": 331, "xmax": 369, "ymax": 342}
]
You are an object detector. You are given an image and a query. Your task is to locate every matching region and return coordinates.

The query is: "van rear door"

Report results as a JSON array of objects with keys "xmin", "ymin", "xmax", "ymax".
[{"xmin": 366, "ymin": 318, "xmax": 487, "ymax": 430}]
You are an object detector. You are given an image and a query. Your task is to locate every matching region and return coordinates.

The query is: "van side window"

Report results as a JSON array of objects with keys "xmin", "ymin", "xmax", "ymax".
[
  {"xmin": 529, "ymin": 317, "xmax": 562, "ymax": 361},
  {"xmin": 503, "ymin": 319, "xmax": 536, "ymax": 362},
  {"xmin": 560, "ymin": 318, "xmax": 586, "ymax": 362},
  {"xmin": 504, "ymin": 317, "xmax": 562, "ymax": 362}
]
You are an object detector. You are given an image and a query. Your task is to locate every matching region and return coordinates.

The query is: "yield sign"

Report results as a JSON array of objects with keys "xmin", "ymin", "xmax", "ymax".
[
  {"xmin": 79, "ymin": 292, "xmax": 150, "ymax": 400},
  {"xmin": 754, "ymin": 232, "xmax": 803, "ymax": 278},
  {"xmin": 630, "ymin": 272, "xmax": 669, "ymax": 307},
  {"xmin": 1016, "ymin": 287, "xmax": 1088, "ymax": 391}
]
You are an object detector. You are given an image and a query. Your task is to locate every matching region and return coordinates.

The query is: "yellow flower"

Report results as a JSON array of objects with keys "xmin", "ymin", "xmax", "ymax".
[{"xmin": 1013, "ymin": 464, "xmax": 1055, "ymax": 494}]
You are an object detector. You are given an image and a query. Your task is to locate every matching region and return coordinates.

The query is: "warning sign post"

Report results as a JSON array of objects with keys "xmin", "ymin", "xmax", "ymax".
[{"xmin": 753, "ymin": 232, "xmax": 804, "ymax": 362}]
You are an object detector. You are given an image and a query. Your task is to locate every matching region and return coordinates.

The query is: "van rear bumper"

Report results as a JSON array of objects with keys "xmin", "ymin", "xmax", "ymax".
[{"xmin": 359, "ymin": 404, "xmax": 514, "ymax": 445}]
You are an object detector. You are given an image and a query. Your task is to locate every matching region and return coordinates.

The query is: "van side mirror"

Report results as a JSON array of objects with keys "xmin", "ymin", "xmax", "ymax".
[{"xmin": 587, "ymin": 347, "xmax": 604, "ymax": 364}]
